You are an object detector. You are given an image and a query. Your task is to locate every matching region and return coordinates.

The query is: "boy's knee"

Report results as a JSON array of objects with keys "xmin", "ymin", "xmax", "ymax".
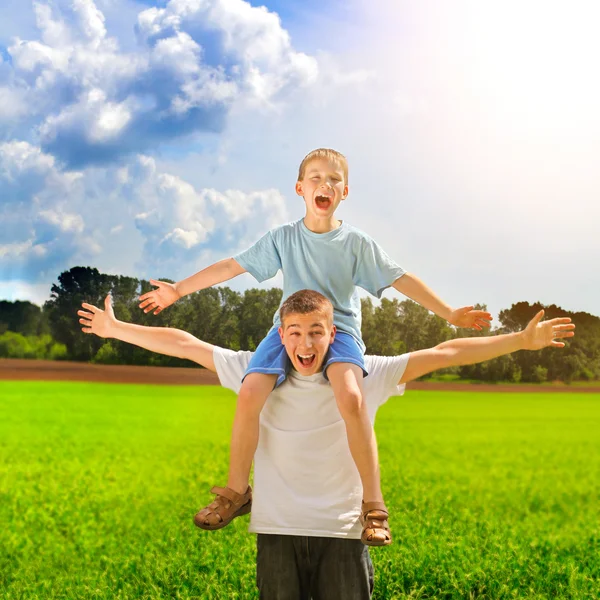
[
  {"xmin": 335, "ymin": 386, "xmax": 364, "ymax": 418},
  {"xmin": 238, "ymin": 374, "xmax": 276, "ymax": 410}
]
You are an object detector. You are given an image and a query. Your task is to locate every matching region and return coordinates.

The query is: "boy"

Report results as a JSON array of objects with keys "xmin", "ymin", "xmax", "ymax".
[
  {"xmin": 78, "ymin": 290, "xmax": 574, "ymax": 599},
  {"xmin": 137, "ymin": 149, "xmax": 492, "ymax": 545}
]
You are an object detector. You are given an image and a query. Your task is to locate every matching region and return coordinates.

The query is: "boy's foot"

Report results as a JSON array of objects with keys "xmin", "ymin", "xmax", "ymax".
[
  {"xmin": 193, "ymin": 485, "xmax": 252, "ymax": 530},
  {"xmin": 360, "ymin": 501, "xmax": 392, "ymax": 546}
]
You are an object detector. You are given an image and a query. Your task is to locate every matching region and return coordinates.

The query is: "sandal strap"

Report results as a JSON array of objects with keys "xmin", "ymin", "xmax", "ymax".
[
  {"xmin": 210, "ymin": 485, "xmax": 250, "ymax": 506},
  {"xmin": 361, "ymin": 501, "xmax": 388, "ymax": 517}
]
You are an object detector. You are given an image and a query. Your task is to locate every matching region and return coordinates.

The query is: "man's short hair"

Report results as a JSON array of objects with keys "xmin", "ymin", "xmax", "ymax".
[
  {"xmin": 280, "ymin": 289, "xmax": 334, "ymax": 326},
  {"xmin": 297, "ymin": 148, "xmax": 348, "ymax": 184}
]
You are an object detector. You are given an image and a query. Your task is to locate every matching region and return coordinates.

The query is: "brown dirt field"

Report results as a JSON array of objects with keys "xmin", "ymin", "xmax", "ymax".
[
  {"xmin": 2, "ymin": 359, "xmax": 599, "ymax": 393},
  {"xmin": 0, "ymin": 359, "xmax": 220, "ymax": 385}
]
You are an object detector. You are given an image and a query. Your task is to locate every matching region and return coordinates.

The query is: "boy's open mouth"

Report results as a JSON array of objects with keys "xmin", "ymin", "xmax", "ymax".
[
  {"xmin": 297, "ymin": 353, "xmax": 316, "ymax": 367},
  {"xmin": 315, "ymin": 195, "xmax": 332, "ymax": 209}
]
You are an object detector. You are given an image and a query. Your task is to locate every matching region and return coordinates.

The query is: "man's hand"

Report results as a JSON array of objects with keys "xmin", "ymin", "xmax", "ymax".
[
  {"xmin": 521, "ymin": 310, "xmax": 575, "ymax": 351},
  {"xmin": 78, "ymin": 295, "xmax": 117, "ymax": 338},
  {"xmin": 138, "ymin": 279, "xmax": 180, "ymax": 315},
  {"xmin": 448, "ymin": 306, "xmax": 493, "ymax": 330}
]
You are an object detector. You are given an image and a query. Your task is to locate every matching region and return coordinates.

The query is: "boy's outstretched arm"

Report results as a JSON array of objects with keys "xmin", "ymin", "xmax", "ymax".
[
  {"xmin": 78, "ymin": 295, "xmax": 216, "ymax": 371},
  {"xmin": 139, "ymin": 257, "xmax": 246, "ymax": 315},
  {"xmin": 392, "ymin": 273, "xmax": 492, "ymax": 330},
  {"xmin": 399, "ymin": 310, "xmax": 575, "ymax": 384}
]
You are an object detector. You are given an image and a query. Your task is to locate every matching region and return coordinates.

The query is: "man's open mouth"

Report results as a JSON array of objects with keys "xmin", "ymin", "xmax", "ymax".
[
  {"xmin": 315, "ymin": 195, "xmax": 332, "ymax": 209},
  {"xmin": 297, "ymin": 353, "xmax": 316, "ymax": 367}
]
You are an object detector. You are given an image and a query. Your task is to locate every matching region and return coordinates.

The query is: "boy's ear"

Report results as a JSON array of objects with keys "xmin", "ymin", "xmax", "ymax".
[
  {"xmin": 329, "ymin": 324, "xmax": 336, "ymax": 344},
  {"xmin": 295, "ymin": 181, "xmax": 303, "ymax": 196},
  {"xmin": 278, "ymin": 326, "xmax": 284, "ymax": 343},
  {"xmin": 342, "ymin": 184, "xmax": 348, "ymax": 199}
]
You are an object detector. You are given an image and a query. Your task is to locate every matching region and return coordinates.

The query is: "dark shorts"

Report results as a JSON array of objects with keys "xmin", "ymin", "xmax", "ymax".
[
  {"xmin": 256, "ymin": 534, "xmax": 374, "ymax": 600},
  {"xmin": 244, "ymin": 327, "xmax": 367, "ymax": 388}
]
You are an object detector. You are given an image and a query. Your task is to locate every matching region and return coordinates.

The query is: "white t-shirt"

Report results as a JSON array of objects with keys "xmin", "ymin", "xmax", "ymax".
[{"xmin": 213, "ymin": 347, "xmax": 410, "ymax": 539}]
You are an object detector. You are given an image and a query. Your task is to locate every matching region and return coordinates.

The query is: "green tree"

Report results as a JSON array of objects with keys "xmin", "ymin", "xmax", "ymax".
[
  {"xmin": 0, "ymin": 300, "xmax": 49, "ymax": 336},
  {"xmin": 0, "ymin": 332, "xmax": 66, "ymax": 359},
  {"xmin": 45, "ymin": 267, "xmax": 113, "ymax": 361},
  {"xmin": 499, "ymin": 301, "xmax": 599, "ymax": 383},
  {"xmin": 236, "ymin": 288, "xmax": 283, "ymax": 350},
  {"xmin": 361, "ymin": 298, "xmax": 405, "ymax": 356}
]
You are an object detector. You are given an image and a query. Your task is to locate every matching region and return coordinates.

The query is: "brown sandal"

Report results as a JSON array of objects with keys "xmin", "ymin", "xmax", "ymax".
[
  {"xmin": 193, "ymin": 485, "xmax": 252, "ymax": 530},
  {"xmin": 360, "ymin": 501, "xmax": 392, "ymax": 546}
]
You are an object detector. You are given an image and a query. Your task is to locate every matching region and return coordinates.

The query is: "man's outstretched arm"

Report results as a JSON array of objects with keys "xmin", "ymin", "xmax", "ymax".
[
  {"xmin": 399, "ymin": 310, "xmax": 575, "ymax": 384},
  {"xmin": 78, "ymin": 295, "xmax": 216, "ymax": 371}
]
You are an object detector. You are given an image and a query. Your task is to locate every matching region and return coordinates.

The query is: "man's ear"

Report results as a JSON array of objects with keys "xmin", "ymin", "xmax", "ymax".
[
  {"xmin": 278, "ymin": 326, "xmax": 284, "ymax": 343},
  {"xmin": 295, "ymin": 181, "xmax": 303, "ymax": 197},
  {"xmin": 330, "ymin": 325, "xmax": 336, "ymax": 343}
]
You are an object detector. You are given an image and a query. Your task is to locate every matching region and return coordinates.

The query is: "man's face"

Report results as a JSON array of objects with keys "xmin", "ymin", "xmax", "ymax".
[
  {"xmin": 295, "ymin": 158, "xmax": 348, "ymax": 221},
  {"xmin": 278, "ymin": 311, "xmax": 336, "ymax": 376}
]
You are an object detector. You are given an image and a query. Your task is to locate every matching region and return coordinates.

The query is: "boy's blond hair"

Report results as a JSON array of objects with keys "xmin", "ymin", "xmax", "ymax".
[
  {"xmin": 279, "ymin": 289, "xmax": 334, "ymax": 326},
  {"xmin": 297, "ymin": 148, "xmax": 348, "ymax": 184}
]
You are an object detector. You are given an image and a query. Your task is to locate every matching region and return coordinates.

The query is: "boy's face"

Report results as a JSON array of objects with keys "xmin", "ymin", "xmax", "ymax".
[
  {"xmin": 295, "ymin": 158, "xmax": 348, "ymax": 221},
  {"xmin": 278, "ymin": 311, "xmax": 336, "ymax": 376}
]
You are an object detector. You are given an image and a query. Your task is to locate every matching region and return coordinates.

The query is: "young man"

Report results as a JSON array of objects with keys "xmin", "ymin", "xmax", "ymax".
[
  {"xmin": 77, "ymin": 290, "xmax": 573, "ymax": 599},
  {"xmin": 136, "ymin": 148, "xmax": 492, "ymax": 545}
]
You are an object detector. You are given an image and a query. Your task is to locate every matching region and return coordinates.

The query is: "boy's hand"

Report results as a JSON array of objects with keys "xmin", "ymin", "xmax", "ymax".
[
  {"xmin": 78, "ymin": 295, "xmax": 116, "ymax": 338},
  {"xmin": 138, "ymin": 279, "xmax": 179, "ymax": 315},
  {"xmin": 521, "ymin": 310, "xmax": 575, "ymax": 351},
  {"xmin": 448, "ymin": 306, "xmax": 493, "ymax": 330}
]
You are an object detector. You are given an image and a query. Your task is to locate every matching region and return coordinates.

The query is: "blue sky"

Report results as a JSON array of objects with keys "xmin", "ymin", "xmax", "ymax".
[{"xmin": 1, "ymin": 0, "xmax": 598, "ymax": 321}]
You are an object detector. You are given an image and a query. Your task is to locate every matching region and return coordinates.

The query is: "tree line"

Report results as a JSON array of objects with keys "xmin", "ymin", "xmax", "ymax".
[{"xmin": 1, "ymin": 266, "xmax": 599, "ymax": 383}]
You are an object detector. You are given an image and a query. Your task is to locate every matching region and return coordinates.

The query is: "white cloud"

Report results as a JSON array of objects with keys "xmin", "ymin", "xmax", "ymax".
[
  {"xmin": 10, "ymin": 38, "xmax": 70, "ymax": 73},
  {"xmin": 150, "ymin": 31, "xmax": 202, "ymax": 77},
  {"xmin": 126, "ymin": 154, "xmax": 289, "ymax": 273},
  {"xmin": 0, "ymin": 140, "xmax": 56, "ymax": 179},
  {"xmin": 0, "ymin": 141, "xmax": 289, "ymax": 288},
  {"xmin": 72, "ymin": 0, "xmax": 107, "ymax": 47},
  {"xmin": 38, "ymin": 209, "xmax": 85, "ymax": 233},
  {"xmin": 136, "ymin": 0, "xmax": 318, "ymax": 106},
  {"xmin": 0, "ymin": 87, "xmax": 30, "ymax": 122},
  {"xmin": 0, "ymin": 280, "xmax": 53, "ymax": 305},
  {"xmin": 162, "ymin": 227, "xmax": 205, "ymax": 249},
  {"xmin": 33, "ymin": 2, "xmax": 71, "ymax": 49},
  {"xmin": 0, "ymin": 240, "xmax": 35, "ymax": 259},
  {"xmin": 1, "ymin": 0, "xmax": 324, "ymax": 168}
]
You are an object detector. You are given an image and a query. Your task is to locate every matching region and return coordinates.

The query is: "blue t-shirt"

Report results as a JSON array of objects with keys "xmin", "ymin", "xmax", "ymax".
[{"xmin": 233, "ymin": 219, "xmax": 406, "ymax": 351}]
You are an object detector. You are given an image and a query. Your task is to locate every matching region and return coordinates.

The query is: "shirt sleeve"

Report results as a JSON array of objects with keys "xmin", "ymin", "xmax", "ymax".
[
  {"xmin": 354, "ymin": 237, "xmax": 406, "ymax": 298},
  {"xmin": 213, "ymin": 347, "xmax": 254, "ymax": 393},
  {"xmin": 233, "ymin": 230, "xmax": 282, "ymax": 283},
  {"xmin": 364, "ymin": 354, "xmax": 410, "ymax": 406}
]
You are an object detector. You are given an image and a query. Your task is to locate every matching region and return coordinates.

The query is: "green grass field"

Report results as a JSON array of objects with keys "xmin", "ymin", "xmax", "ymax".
[{"xmin": 1, "ymin": 382, "xmax": 599, "ymax": 599}]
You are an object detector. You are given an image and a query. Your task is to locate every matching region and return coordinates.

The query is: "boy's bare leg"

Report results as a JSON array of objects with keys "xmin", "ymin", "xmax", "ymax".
[
  {"xmin": 227, "ymin": 372, "xmax": 278, "ymax": 494},
  {"xmin": 194, "ymin": 372, "xmax": 276, "ymax": 530},
  {"xmin": 327, "ymin": 363, "xmax": 390, "ymax": 545},
  {"xmin": 326, "ymin": 363, "xmax": 382, "ymax": 503}
]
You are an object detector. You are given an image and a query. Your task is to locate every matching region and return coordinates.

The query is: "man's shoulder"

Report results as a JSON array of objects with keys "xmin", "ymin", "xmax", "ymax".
[
  {"xmin": 364, "ymin": 353, "xmax": 410, "ymax": 381},
  {"xmin": 365, "ymin": 353, "xmax": 410, "ymax": 366},
  {"xmin": 213, "ymin": 346, "xmax": 254, "ymax": 364},
  {"xmin": 213, "ymin": 347, "xmax": 254, "ymax": 391},
  {"xmin": 362, "ymin": 354, "xmax": 410, "ymax": 404}
]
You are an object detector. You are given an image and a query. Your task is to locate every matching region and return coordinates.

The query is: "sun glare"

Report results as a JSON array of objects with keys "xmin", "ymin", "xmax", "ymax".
[{"xmin": 467, "ymin": 1, "xmax": 600, "ymax": 133}]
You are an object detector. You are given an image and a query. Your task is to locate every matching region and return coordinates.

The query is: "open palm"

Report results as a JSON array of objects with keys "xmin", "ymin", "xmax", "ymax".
[
  {"xmin": 522, "ymin": 310, "xmax": 575, "ymax": 350},
  {"xmin": 449, "ymin": 306, "xmax": 493, "ymax": 331},
  {"xmin": 77, "ymin": 295, "xmax": 116, "ymax": 338},
  {"xmin": 138, "ymin": 279, "xmax": 179, "ymax": 315}
]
